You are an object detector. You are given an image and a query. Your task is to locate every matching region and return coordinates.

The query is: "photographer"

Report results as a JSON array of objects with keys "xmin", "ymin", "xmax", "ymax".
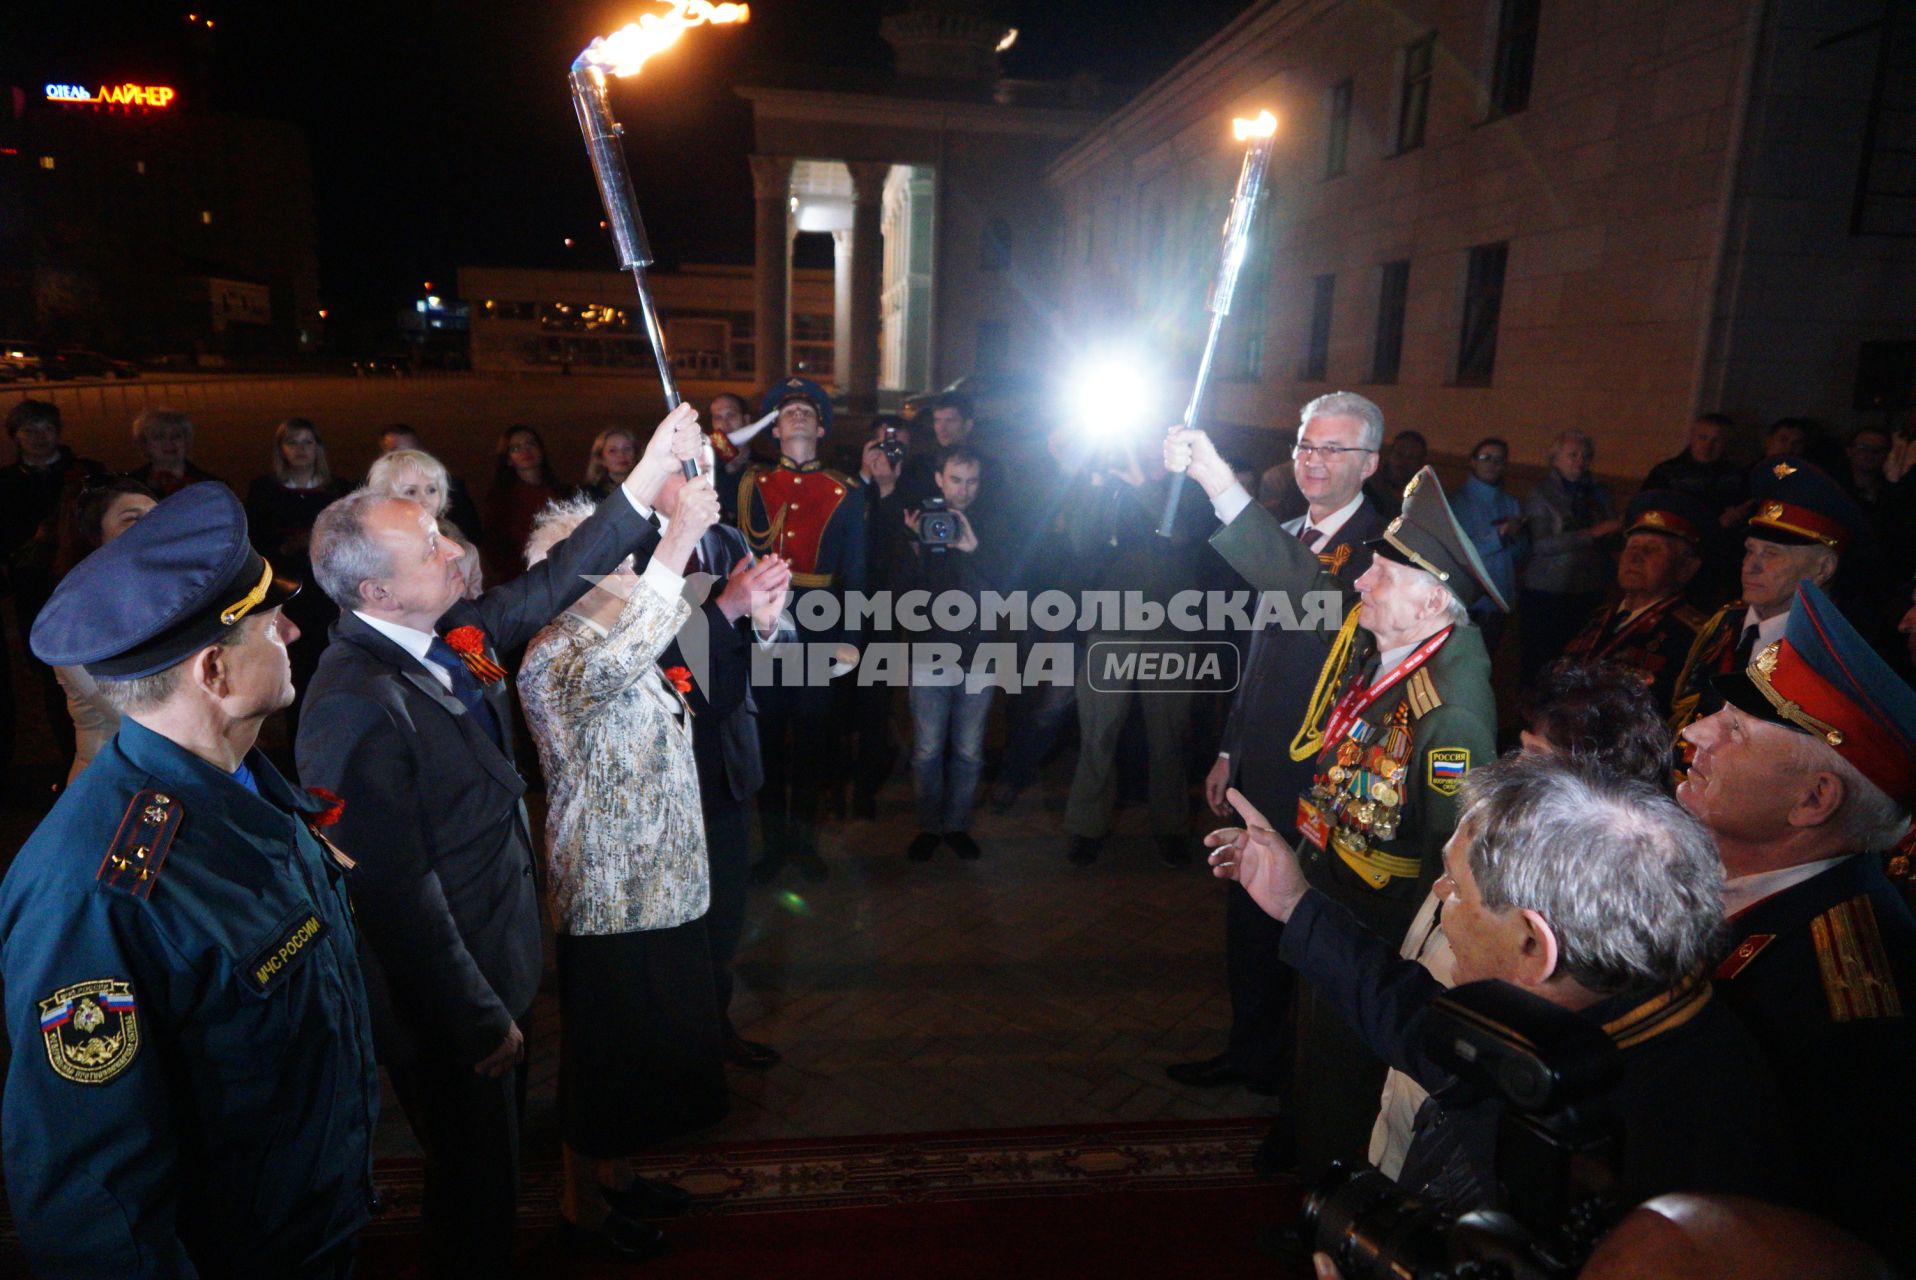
[
  {"xmin": 1208, "ymin": 752, "xmax": 1802, "ymax": 1216},
  {"xmin": 898, "ymin": 446, "xmax": 998, "ymax": 861}
]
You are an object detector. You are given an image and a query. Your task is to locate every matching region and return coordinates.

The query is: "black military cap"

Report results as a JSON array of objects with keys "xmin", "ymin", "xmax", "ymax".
[
  {"xmin": 1369, "ymin": 466, "xmax": 1509, "ymax": 612},
  {"xmin": 32, "ymin": 483, "xmax": 299, "ymax": 679},
  {"xmin": 759, "ymin": 376, "xmax": 833, "ymax": 433}
]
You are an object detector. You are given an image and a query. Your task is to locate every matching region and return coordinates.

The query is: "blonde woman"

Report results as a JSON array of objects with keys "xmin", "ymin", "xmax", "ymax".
[
  {"xmin": 580, "ymin": 427, "xmax": 639, "ymax": 500},
  {"xmin": 130, "ymin": 408, "xmax": 223, "ymax": 497},
  {"xmin": 366, "ymin": 448, "xmax": 484, "ymax": 599}
]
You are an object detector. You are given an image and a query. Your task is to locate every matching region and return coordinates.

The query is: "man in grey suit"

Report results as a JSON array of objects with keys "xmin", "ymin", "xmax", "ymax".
[
  {"xmin": 1166, "ymin": 392, "xmax": 1389, "ymax": 1165},
  {"xmin": 653, "ymin": 464, "xmax": 793, "ymax": 1068},
  {"xmin": 297, "ymin": 405, "xmax": 701, "ymax": 1279}
]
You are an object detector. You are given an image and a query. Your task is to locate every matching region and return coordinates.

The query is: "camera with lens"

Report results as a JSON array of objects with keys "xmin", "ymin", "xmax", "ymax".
[
  {"xmin": 1303, "ymin": 980, "xmax": 1626, "ymax": 1280},
  {"xmin": 917, "ymin": 494, "xmax": 960, "ymax": 553},
  {"xmin": 877, "ymin": 424, "xmax": 908, "ymax": 468}
]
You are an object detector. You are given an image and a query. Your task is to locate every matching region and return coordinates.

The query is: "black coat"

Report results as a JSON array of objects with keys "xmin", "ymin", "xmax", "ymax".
[
  {"xmin": 1715, "ymin": 854, "xmax": 1916, "ymax": 1265},
  {"xmin": 659, "ymin": 524, "xmax": 773, "ymax": 808},
  {"xmin": 296, "ymin": 494, "xmax": 655, "ymax": 1065},
  {"xmin": 1278, "ymin": 889, "xmax": 1803, "ymax": 1215}
]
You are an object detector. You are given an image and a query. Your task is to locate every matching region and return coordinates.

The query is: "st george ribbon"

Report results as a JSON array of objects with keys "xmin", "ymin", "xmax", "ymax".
[
  {"xmin": 1158, "ymin": 110, "xmax": 1279, "ymax": 537},
  {"xmin": 570, "ymin": 2, "xmax": 750, "ymax": 477}
]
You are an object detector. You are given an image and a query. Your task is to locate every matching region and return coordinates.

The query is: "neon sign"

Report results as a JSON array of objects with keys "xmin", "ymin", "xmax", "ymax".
[{"xmin": 45, "ymin": 83, "xmax": 177, "ymax": 109}]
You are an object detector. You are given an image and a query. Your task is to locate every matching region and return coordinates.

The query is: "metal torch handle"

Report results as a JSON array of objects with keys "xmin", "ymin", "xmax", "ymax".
[{"xmin": 1158, "ymin": 134, "xmax": 1276, "ymax": 537}]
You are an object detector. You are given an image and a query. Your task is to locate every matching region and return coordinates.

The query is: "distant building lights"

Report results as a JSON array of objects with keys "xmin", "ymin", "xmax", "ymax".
[
  {"xmin": 38, "ymin": 156, "xmax": 55, "ymax": 170},
  {"xmin": 200, "ymin": 210, "xmax": 213, "ymax": 224}
]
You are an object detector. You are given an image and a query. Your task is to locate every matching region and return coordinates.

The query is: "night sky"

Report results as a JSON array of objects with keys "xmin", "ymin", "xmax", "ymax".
[{"xmin": 2, "ymin": 0, "xmax": 1253, "ymax": 346}]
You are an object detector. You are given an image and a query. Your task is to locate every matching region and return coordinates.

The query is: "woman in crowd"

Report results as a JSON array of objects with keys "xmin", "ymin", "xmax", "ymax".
[
  {"xmin": 482, "ymin": 424, "xmax": 567, "ymax": 584},
  {"xmin": 129, "ymin": 408, "xmax": 223, "ymax": 497},
  {"xmin": 579, "ymin": 427, "xmax": 639, "ymax": 501},
  {"xmin": 1520, "ymin": 428, "xmax": 1619, "ymax": 684},
  {"xmin": 246, "ymin": 418, "xmax": 352, "ymax": 727},
  {"xmin": 365, "ymin": 447, "xmax": 484, "ymax": 598},
  {"xmin": 52, "ymin": 478, "xmax": 157, "ymax": 780},
  {"xmin": 517, "ymin": 485, "xmax": 729, "ymax": 1257}
]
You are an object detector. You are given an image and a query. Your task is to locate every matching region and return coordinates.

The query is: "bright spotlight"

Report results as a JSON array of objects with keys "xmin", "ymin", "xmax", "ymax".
[{"xmin": 1069, "ymin": 356, "xmax": 1155, "ymax": 438}]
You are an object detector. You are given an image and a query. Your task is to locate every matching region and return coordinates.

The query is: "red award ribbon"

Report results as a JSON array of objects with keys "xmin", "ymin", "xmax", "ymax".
[{"xmin": 1320, "ymin": 627, "xmax": 1453, "ymax": 748}]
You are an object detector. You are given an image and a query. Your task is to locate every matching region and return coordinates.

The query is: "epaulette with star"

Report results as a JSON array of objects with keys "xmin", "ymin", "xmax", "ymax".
[
  {"xmin": 1810, "ymin": 894, "xmax": 1904, "ymax": 1022},
  {"xmin": 97, "ymin": 790, "xmax": 183, "ymax": 900}
]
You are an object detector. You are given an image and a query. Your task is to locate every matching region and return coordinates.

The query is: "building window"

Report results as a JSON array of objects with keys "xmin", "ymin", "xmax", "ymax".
[
  {"xmin": 1396, "ymin": 34, "xmax": 1436, "ymax": 153},
  {"xmin": 135, "ymin": 160, "xmax": 147, "ymax": 175},
  {"xmin": 200, "ymin": 210, "xmax": 213, "ymax": 225},
  {"xmin": 1488, "ymin": 0, "xmax": 1541, "ymax": 117},
  {"xmin": 1301, "ymin": 273, "xmax": 1335, "ymax": 382},
  {"xmin": 1371, "ymin": 260, "xmax": 1411, "ymax": 384},
  {"xmin": 1325, "ymin": 78, "xmax": 1353, "ymax": 178},
  {"xmin": 981, "ymin": 218, "xmax": 1013, "ymax": 271},
  {"xmin": 38, "ymin": 155, "xmax": 55, "ymax": 170},
  {"xmin": 1455, "ymin": 242, "xmax": 1508, "ymax": 386}
]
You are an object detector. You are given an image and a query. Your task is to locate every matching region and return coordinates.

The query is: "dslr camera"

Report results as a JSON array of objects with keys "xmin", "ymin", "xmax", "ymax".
[
  {"xmin": 877, "ymin": 423, "xmax": 908, "ymax": 468},
  {"xmin": 917, "ymin": 494, "xmax": 960, "ymax": 553},
  {"xmin": 1303, "ymin": 981, "xmax": 1626, "ymax": 1280}
]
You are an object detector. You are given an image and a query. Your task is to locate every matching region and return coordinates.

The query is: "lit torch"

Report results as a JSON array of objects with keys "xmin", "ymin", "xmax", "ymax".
[
  {"xmin": 570, "ymin": 1, "xmax": 749, "ymax": 477},
  {"xmin": 1158, "ymin": 109, "xmax": 1279, "ymax": 537}
]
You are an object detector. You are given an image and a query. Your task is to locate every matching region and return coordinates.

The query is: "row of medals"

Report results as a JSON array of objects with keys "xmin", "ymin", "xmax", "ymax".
[{"xmin": 1311, "ymin": 703, "xmax": 1414, "ymax": 847}]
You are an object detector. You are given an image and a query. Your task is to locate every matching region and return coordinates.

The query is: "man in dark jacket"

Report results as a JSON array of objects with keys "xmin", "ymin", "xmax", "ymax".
[
  {"xmin": 1208, "ymin": 752, "xmax": 1803, "ymax": 1217},
  {"xmin": 296, "ymin": 404, "xmax": 697, "ymax": 1278},
  {"xmin": 1680, "ymin": 580, "xmax": 1916, "ymax": 1266}
]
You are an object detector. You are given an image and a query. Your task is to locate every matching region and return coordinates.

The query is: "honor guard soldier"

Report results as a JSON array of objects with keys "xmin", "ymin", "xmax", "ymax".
[
  {"xmin": 0, "ymin": 484, "xmax": 378, "ymax": 1279},
  {"xmin": 731, "ymin": 376, "xmax": 867, "ymax": 882},
  {"xmin": 1681, "ymin": 580, "xmax": 1916, "ymax": 1264},
  {"xmin": 1670, "ymin": 456, "xmax": 1863, "ymax": 735},
  {"xmin": 1166, "ymin": 420, "xmax": 1501, "ymax": 1180},
  {"xmin": 1559, "ymin": 489, "xmax": 1712, "ymax": 709}
]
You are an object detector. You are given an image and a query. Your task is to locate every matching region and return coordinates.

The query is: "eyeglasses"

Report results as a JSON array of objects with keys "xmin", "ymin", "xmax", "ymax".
[
  {"xmin": 1472, "ymin": 453, "xmax": 1506, "ymax": 463},
  {"xmin": 1292, "ymin": 443, "xmax": 1377, "ymax": 461}
]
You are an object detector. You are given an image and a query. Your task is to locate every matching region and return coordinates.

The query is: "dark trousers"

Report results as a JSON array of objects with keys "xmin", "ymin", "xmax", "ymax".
[
  {"xmin": 756, "ymin": 682, "xmax": 834, "ymax": 857},
  {"xmin": 1224, "ymin": 882, "xmax": 1293, "ymax": 1090},
  {"xmin": 703, "ymin": 800, "xmax": 752, "ymax": 1014},
  {"xmin": 384, "ymin": 1012, "xmax": 530, "ymax": 1280}
]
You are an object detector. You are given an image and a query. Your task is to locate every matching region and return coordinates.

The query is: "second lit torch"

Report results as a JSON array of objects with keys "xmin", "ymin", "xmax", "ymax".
[{"xmin": 1159, "ymin": 109, "xmax": 1279, "ymax": 536}]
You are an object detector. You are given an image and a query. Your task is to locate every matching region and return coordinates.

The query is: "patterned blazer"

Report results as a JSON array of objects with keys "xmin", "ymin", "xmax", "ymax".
[{"xmin": 519, "ymin": 578, "xmax": 705, "ymax": 936}]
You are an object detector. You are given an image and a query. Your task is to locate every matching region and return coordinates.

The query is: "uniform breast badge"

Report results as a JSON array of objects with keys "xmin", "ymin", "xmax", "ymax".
[{"xmin": 38, "ymin": 980, "xmax": 140, "ymax": 1084}]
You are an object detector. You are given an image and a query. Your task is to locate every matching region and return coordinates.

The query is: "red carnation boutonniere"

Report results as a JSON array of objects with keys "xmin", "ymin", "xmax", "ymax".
[
  {"xmin": 305, "ymin": 787, "xmax": 346, "ymax": 828},
  {"xmin": 662, "ymin": 664, "xmax": 696, "ymax": 718},
  {"xmin": 444, "ymin": 626, "xmax": 508, "ymax": 685}
]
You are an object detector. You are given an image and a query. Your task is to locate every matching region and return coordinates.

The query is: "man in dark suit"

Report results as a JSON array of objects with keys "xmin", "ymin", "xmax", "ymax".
[
  {"xmin": 297, "ymin": 405, "xmax": 701, "ymax": 1278},
  {"xmin": 653, "ymin": 464, "xmax": 794, "ymax": 1069},
  {"xmin": 1167, "ymin": 392, "xmax": 1386, "ymax": 1111}
]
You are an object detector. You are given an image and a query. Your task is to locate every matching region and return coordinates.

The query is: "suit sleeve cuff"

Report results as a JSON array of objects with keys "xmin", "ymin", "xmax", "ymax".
[{"xmin": 1212, "ymin": 482, "xmax": 1253, "ymax": 526}]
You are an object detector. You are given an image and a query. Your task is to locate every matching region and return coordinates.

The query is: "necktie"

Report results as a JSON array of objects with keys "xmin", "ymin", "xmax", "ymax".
[
  {"xmin": 1731, "ymin": 624, "xmax": 1760, "ymax": 673},
  {"xmin": 1300, "ymin": 523, "xmax": 1326, "ymax": 553},
  {"xmin": 426, "ymin": 636, "xmax": 504, "ymax": 750}
]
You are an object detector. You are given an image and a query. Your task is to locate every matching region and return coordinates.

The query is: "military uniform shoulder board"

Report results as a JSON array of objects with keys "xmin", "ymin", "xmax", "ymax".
[
  {"xmin": 1405, "ymin": 668, "xmax": 1443, "ymax": 720},
  {"xmin": 1714, "ymin": 932, "xmax": 1775, "ymax": 980},
  {"xmin": 97, "ymin": 789, "xmax": 184, "ymax": 901},
  {"xmin": 817, "ymin": 466, "xmax": 855, "ymax": 494},
  {"xmin": 1810, "ymin": 895, "xmax": 1904, "ymax": 1022}
]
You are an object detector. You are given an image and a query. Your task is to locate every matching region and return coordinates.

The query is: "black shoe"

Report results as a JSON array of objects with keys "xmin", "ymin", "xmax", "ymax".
[
  {"xmin": 1067, "ymin": 835, "xmax": 1103, "ymax": 866},
  {"xmin": 946, "ymin": 831, "xmax": 982, "ymax": 860},
  {"xmin": 1156, "ymin": 834, "xmax": 1190, "ymax": 866},
  {"xmin": 1251, "ymin": 1113, "xmax": 1296, "ymax": 1179},
  {"xmin": 749, "ymin": 854, "xmax": 786, "ymax": 884},
  {"xmin": 1164, "ymin": 1054, "xmax": 1245, "ymax": 1089},
  {"xmin": 564, "ymin": 1209, "xmax": 669, "ymax": 1258},
  {"xmin": 600, "ymin": 1176, "xmax": 691, "ymax": 1219},
  {"xmin": 724, "ymin": 1026, "xmax": 782, "ymax": 1069},
  {"xmin": 907, "ymin": 832, "xmax": 942, "ymax": 862},
  {"xmin": 792, "ymin": 847, "xmax": 830, "ymax": 882}
]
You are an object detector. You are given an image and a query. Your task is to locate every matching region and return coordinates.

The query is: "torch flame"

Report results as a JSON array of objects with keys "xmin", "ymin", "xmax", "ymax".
[
  {"xmin": 1233, "ymin": 110, "xmax": 1278, "ymax": 141},
  {"xmin": 577, "ymin": 1, "xmax": 750, "ymax": 78}
]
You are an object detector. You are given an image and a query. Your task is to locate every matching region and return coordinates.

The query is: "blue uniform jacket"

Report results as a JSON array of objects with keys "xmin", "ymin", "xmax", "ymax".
[{"xmin": 0, "ymin": 720, "xmax": 378, "ymax": 1278}]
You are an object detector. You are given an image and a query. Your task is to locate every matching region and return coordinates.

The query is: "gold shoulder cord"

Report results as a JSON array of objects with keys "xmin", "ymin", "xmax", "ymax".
[
  {"xmin": 1290, "ymin": 602, "xmax": 1364, "ymax": 762},
  {"xmin": 738, "ymin": 469, "xmax": 786, "ymax": 555},
  {"xmin": 1668, "ymin": 602, "xmax": 1735, "ymax": 731}
]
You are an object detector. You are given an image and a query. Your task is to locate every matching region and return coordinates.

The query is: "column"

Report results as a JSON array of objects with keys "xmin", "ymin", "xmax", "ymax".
[
  {"xmin": 832, "ymin": 229, "xmax": 853, "ymax": 392},
  {"xmin": 845, "ymin": 160, "xmax": 891, "ymax": 413},
  {"xmin": 749, "ymin": 153, "xmax": 792, "ymax": 384}
]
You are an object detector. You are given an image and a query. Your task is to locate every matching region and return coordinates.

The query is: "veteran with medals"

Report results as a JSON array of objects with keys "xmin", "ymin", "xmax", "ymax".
[
  {"xmin": 0, "ymin": 484, "xmax": 377, "ymax": 1278},
  {"xmin": 1166, "ymin": 415, "xmax": 1501, "ymax": 1179}
]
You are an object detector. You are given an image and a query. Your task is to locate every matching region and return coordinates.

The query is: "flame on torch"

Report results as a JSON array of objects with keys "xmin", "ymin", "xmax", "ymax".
[
  {"xmin": 576, "ymin": 1, "xmax": 750, "ymax": 79},
  {"xmin": 1233, "ymin": 110, "xmax": 1279, "ymax": 141}
]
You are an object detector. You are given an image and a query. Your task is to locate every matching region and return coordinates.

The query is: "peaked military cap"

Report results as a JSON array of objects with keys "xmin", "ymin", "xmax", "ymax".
[
  {"xmin": 32, "ymin": 483, "xmax": 299, "ymax": 679},
  {"xmin": 1624, "ymin": 489, "xmax": 1712, "ymax": 547},
  {"xmin": 760, "ymin": 376, "xmax": 833, "ymax": 433},
  {"xmin": 1716, "ymin": 580, "xmax": 1916, "ymax": 806},
  {"xmin": 1745, "ymin": 456, "xmax": 1863, "ymax": 553},
  {"xmin": 1369, "ymin": 465, "xmax": 1509, "ymax": 613}
]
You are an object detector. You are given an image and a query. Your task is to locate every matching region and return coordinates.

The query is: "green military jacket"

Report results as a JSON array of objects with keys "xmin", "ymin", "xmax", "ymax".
[{"xmin": 1211, "ymin": 499, "xmax": 1497, "ymax": 936}]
